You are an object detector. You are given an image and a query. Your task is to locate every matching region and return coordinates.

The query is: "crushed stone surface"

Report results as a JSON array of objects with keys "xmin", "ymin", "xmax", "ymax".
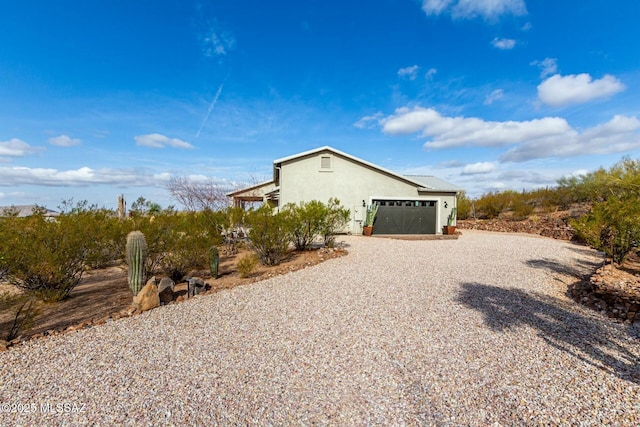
[{"xmin": 1, "ymin": 230, "xmax": 638, "ymax": 426}]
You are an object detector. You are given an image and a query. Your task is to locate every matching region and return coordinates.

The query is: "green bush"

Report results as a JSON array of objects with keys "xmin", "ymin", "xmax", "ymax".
[
  {"xmin": 237, "ymin": 254, "xmax": 259, "ymax": 278},
  {"xmin": 64, "ymin": 202, "xmax": 129, "ymax": 269},
  {"xmin": 456, "ymin": 192, "xmax": 472, "ymax": 219},
  {"xmin": 281, "ymin": 201, "xmax": 327, "ymax": 251},
  {"xmin": 280, "ymin": 199, "xmax": 350, "ymax": 250},
  {"xmin": 321, "ymin": 198, "xmax": 350, "ymax": 247},
  {"xmin": 570, "ymin": 157, "xmax": 640, "ymax": 264},
  {"xmin": 0, "ymin": 212, "xmax": 89, "ymax": 302},
  {"xmin": 246, "ymin": 205, "xmax": 291, "ymax": 266},
  {"xmin": 511, "ymin": 197, "xmax": 534, "ymax": 220},
  {"xmin": 474, "ymin": 191, "xmax": 510, "ymax": 219},
  {"xmin": 572, "ymin": 196, "xmax": 640, "ymax": 264},
  {"xmin": 133, "ymin": 211, "xmax": 222, "ymax": 281},
  {"xmin": 164, "ymin": 212, "xmax": 221, "ymax": 281}
]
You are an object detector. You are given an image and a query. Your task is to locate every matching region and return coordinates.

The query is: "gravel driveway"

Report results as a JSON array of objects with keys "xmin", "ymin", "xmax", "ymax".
[{"xmin": 1, "ymin": 230, "xmax": 638, "ymax": 426}]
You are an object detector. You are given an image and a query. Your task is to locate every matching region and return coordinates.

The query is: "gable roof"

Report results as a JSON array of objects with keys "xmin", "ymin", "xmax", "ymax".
[
  {"xmin": 403, "ymin": 175, "xmax": 463, "ymax": 193},
  {"xmin": 274, "ymin": 146, "xmax": 461, "ymax": 193},
  {"xmin": 0, "ymin": 205, "xmax": 59, "ymax": 217},
  {"xmin": 226, "ymin": 180, "xmax": 275, "ymax": 197}
]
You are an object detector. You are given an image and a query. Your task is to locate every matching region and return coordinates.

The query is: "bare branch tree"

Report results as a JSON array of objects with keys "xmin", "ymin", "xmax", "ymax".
[{"xmin": 167, "ymin": 176, "xmax": 234, "ymax": 211}]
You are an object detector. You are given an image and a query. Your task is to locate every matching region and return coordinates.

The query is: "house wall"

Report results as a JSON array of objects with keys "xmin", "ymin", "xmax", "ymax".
[{"xmin": 278, "ymin": 151, "xmax": 457, "ymax": 234}]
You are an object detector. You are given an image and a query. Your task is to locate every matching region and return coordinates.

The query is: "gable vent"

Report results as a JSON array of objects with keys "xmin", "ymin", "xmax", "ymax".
[{"xmin": 320, "ymin": 155, "xmax": 331, "ymax": 169}]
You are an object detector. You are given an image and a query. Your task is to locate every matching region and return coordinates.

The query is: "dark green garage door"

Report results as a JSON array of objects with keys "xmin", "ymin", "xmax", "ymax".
[{"xmin": 373, "ymin": 200, "xmax": 437, "ymax": 234}]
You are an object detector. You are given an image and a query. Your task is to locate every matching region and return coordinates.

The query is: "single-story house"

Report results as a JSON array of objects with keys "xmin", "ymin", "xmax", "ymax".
[{"xmin": 227, "ymin": 146, "xmax": 462, "ymax": 235}]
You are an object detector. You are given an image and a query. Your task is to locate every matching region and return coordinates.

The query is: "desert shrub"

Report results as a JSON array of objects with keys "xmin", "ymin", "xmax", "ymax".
[
  {"xmin": 571, "ymin": 197, "xmax": 640, "ymax": 264},
  {"xmin": 237, "ymin": 254, "xmax": 259, "ymax": 278},
  {"xmin": 129, "ymin": 196, "xmax": 167, "ymax": 216},
  {"xmin": 570, "ymin": 157, "xmax": 640, "ymax": 264},
  {"xmin": 474, "ymin": 191, "xmax": 510, "ymax": 219},
  {"xmin": 511, "ymin": 197, "xmax": 534, "ymax": 220},
  {"xmin": 0, "ymin": 212, "xmax": 89, "ymax": 302},
  {"xmin": 528, "ymin": 187, "xmax": 562, "ymax": 213},
  {"xmin": 557, "ymin": 167, "xmax": 612, "ymax": 204},
  {"xmin": 321, "ymin": 198, "xmax": 350, "ymax": 247},
  {"xmin": 572, "ymin": 196, "xmax": 640, "ymax": 264},
  {"xmin": 246, "ymin": 205, "xmax": 291, "ymax": 266},
  {"xmin": 222, "ymin": 206, "xmax": 247, "ymax": 230},
  {"xmin": 133, "ymin": 211, "xmax": 222, "ymax": 281},
  {"xmin": 58, "ymin": 201, "xmax": 129, "ymax": 269},
  {"xmin": 0, "ymin": 292, "xmax": 40, "ymax": 341},
  {"xmin": 164, "ymin": 212, "xmax": 222, "ymax": 281},
  {"xmin": 281, "ymin": 201, "xmax": 328, "ymax": 251},
  {"xmin": 456, "ymin": 192, "xmax": 472, "ymax": 219}
]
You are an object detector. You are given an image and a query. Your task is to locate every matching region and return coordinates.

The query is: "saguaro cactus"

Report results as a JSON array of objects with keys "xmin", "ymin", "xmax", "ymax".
[
  {"xmin": 126, "ymin": 231, "xmax": 147, "ymax": 295},
  {"xmin": 209, "ymin": 245, "xmax": 220, "ymax": 278},
  {"xmin": 117, "ymin": 194, "xmax": 126, "ymax": 221}
]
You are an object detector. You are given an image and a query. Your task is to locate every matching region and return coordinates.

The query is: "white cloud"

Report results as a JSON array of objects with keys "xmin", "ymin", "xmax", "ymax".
[
  {"xmin": 425, "ymin": 68, "xmax": 437, "ymax": 80},
  {"xmin": 521, "ymin": 22, "xmax": 532, "ymax": 31},
  {"xmin": 437, "ymin": 159, "xmax": 465, "ymax": 168},
  {"xmin": 353, "ymin": 112, "xmax": 383, "ymax": 129},
  {"xmin": 380, "ymin": 106, "xmax": 571, "ymax": 148},
  {"xmin": 373, "ymin": 106, "xmax": 640, "ymax": 162},
  {"xmin": 491, "ymin": 37, "xmax": 516, "ymax": 49},
  {"xmin": 202, "ymin": 28, "xmax": 236, "ymax": 57},
  {"xmin": 0, "ymin": 138, "xmax": 42, "ymax": 158},
  {"xmin": 0, "ymin": 166, "xmax": 184, "ymax": 188},
  {"xmin": 530, "ymin": 58, "xmax": 557, "ymax": 78},
  {"xmin": 462, "ymin": 162, "xmax": 498, "ymax": 175},
  {"xmin": 501, "ymin": 115, "xmax": 640, "ymax": 162},
  {"xmin": 134, "ymin": 133, "xmax": 194, "ymax": 149},
  {"xmin": 49, "ymin": 134, "xmax": 81, "ymax": 147},
  {"xmin": 398, "ymin": 65, "xmax": 420, "ymax": 80},
  {"xmin": 569, "ymin": 169, "xmax": 589, "ymax": 178},
  {"xmin": 0, "ymin": 166, "xmax": 137, "ymax": 187},
  {"xmin": 422, "ymin": 0, "xmax": 527, "ymax": 20},
  {"xmin": 484, "ymin": 89, "xmax": 504, "ymax": 105},
  {"xmin": 537, "ymin": 73, "xmax": 625, "ymax": 107},
  {"xmin": 422, "ymin": 0, "xmax": 454, "ymax": 15}
]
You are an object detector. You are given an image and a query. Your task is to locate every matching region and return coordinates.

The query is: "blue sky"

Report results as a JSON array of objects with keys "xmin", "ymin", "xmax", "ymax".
[{"xmin": 1, "ymin": 0, "xmax": 639, "ymax": 209}]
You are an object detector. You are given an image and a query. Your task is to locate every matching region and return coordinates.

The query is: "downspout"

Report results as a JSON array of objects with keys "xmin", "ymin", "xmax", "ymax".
[
  {"xmin": 275, "ymin": 166, "xmax": 281, "ymax": 213},
  {"xmin": 454, "ymin": 190, "xmax": 459, "ymax": 226}
]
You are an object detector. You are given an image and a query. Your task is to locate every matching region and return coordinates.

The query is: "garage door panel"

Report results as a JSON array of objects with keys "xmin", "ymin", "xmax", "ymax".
[
  {"xmin": 373, "ymin": 202, "xmax": 437, "ymax": 235},
  {"xmin": 374, "ymin": 206, "xmax": 402, "ymax": 234}
]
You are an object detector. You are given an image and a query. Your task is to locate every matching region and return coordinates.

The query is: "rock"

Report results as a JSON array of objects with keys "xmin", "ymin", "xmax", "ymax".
[
  {"xmin": 0, "ymin": 340, "xmax": 8, "ymax": 351},
  {"xmin": 158, "ymin": 277, "xmax": 174, "ymax": 292},
  {"xmin": 158, "ymin": 277, "xmax": 175, "ymax": 304},
  {"xmin": 132, "ymin": 277, "xmax": 160, "ymax": 313},
  {"xmin": 186, "ymin": 277, "xmax": 206, "ymax": 297}
]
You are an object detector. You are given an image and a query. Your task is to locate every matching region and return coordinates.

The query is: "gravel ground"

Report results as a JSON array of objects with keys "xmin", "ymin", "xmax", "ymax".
[{"xmin": 1, "ymin": 230, "xmax": 638, "ymax": 426}]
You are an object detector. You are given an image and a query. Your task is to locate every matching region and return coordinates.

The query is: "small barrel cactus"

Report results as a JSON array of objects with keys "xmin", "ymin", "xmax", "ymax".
[
  {"xmin": 209, "ymin": 245, "xmax": 220, "ymax": 278},
  {"xmin": 126, "ymin": 230, "xmax": 147, "ymax": 295}
]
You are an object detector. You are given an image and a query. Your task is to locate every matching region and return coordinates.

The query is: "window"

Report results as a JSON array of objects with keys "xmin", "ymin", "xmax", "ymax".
[{"xmin": 320, "ymin": 156, "xmax": 331, "ymax": 169}]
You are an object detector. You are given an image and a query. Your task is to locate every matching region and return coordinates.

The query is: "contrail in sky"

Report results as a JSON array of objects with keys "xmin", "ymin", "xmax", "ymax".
[{"xmin": 196, "ymin": 73, "xmax": 230, "ymax": 138}]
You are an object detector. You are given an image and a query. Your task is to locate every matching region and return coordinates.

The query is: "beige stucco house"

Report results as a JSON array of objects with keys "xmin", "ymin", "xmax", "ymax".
[{"xmin": 228, "ymin": 146, "xmax": 462, "ymax": 235}]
